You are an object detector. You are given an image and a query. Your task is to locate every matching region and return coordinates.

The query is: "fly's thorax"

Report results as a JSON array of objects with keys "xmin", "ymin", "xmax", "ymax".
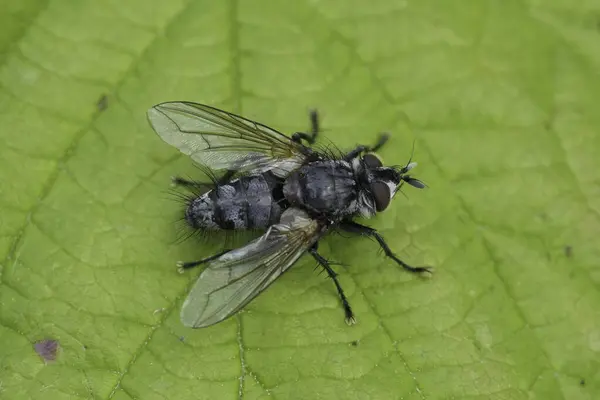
[{"xmin": 282, "ymin": 160, "xmax": 358, "ymax": 216}]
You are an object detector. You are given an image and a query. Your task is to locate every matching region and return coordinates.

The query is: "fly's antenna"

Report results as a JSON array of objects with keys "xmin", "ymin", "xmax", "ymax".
[
  {"xmin": 402, "ymin": 175, "xmax": 426, "ymax": 189},
  {"xmin": 397, "ymin": 139, "xmax": 426, "ymax": 189},
  {"xmin": 398, "ymin": 139, "xmax": 417, "ymax": 174}
]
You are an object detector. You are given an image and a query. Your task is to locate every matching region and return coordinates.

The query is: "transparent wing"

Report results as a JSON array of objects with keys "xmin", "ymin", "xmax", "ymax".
[
  {"xmin": 181, "ymin": 208, "xmax": 325, "ymax": 328},
  {"xmin": 147, "ymin": 101, "xmax": 311, "ymax": 176}
]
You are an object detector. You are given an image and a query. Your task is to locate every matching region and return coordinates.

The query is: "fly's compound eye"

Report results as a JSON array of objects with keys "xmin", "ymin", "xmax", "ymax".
[
  {"xmin": 363, "ymin": 153, "xmax": 383, "ymax": 168},
  {"xmin": 371, "ymin": 181, "xmax": 391, "ymax": 211}
]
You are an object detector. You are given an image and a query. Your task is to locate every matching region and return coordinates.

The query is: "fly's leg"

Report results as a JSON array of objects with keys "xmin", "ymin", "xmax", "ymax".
[
  {"xmin": 292, "ymin": 109, "xmax": 319, "ymax": 145},
  {"xmin": 176, "ymin": 249, "xmax": 231, "ymax": 273},
  {"xmin": 343, "ymin": 133, "xmax": 390, "ymax": 161},
  {"xmin": 308, "ymin": 243, "xmax": 356, "ymax": 325},
  {"xmin": 369, "ymin": 133, "xmax": 389, "ymax": 152},
  {"xmin": 171, "ymin": 170, "xmax": 236, "ymax": 189},
  {"xmin": 339, "ymin": 220, "xmax": 433, "ymax": 275},
  {"xmin": 216, "ymin": 170, "xmax": 236, "ymax": 184},
  {"xmin": 171, "ymin": 176, "xmax": 197, "ymax": 188}
]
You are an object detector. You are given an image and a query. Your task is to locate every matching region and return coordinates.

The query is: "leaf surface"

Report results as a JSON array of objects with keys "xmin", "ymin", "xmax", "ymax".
[{"xmin": 1, "ymin": 1, "xmax": 599, "ymax": 399}]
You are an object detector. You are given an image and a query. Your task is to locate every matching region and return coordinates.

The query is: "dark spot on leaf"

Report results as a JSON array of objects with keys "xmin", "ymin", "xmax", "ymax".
[
  {"xmin": 580, "ymin": 378, "xmax": 585, "ymax": 386},
  {"xmin": 179, "ymin": 336, "xmax": 185, "ymax": 342},
  {"xmin": 564, "ymin": 245, "xmax": 572, "ymax": 258},
  {"xmin": 97, "ymin": 94, "xmax": 108, "ymax": 111},
  {"xmin": 34, "ymin": 339, "xmax": 60, "ymax": 363},
  {"xmin": 350, "ymin": 340, "xmax": 359, "ymax": 347}
]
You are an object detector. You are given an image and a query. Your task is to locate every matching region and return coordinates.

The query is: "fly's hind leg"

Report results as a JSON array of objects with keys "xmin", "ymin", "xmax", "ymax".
[
  {"xmin": 343, "ymin": 133, "xmax": 390, "ymax": 161},
  {"xmin": 309, "ymin": 243, "xmax": 356, "ymax": 325},
  {"xmin": 215, "ymin": 170, "xmax": 236, "ymax": 184},
  {"xmin": 292, "ymin": 109, "xmax": 319, "ymax": 145},
  {"xmin": 171, "ymin": 176, "xmax": 198, "ymax": 188},
  {"xmin": 339, "ymin": 220, "xmax": 433, "ymax": 275},
  {"xmin": 177, "ymin": 249, "xmax": 231, "ymax": 273},
  {"xmin": 171, "ymin": 170, "xmax": 236, "ymax": 189}
]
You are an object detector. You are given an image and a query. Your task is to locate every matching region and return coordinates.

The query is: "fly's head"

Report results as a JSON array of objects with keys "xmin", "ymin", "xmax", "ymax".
[{"xmin": 358, "ymin": 153, "xmax": 426, "ymax": 216}]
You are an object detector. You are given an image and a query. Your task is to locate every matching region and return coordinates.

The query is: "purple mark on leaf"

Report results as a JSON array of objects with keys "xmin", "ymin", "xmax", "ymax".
[{"xmin": 34, "ymin": 339, "xmax": 60, "ymax": 363}]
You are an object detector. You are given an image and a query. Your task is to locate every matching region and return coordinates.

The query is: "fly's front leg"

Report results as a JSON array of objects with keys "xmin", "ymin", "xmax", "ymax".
[
  {"xmin": 177, "ymin": 249, "xmax": 231, "ymax": 273},
  {"xmin": 339, "ymin": 220, "xmax": 433, "ymax": 275},
  {"xmin": 369, "ymin": 133, "xmax": 389, "ymax": 152},
  {"xmin": 309, "ymin": 243, "xmax": 356, "ymax": 325},
  {"xmin": 343, "ymin": 133, "xmax": 390, "ymax": 161},
  {"xmin": 292, "ymin": 109, "xmax": 319, "ymax": 145}
]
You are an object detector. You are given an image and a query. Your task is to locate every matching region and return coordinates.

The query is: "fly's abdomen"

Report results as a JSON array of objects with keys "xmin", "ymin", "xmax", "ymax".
[
  {"xmin": 283, "ymin": 161, "xmax": 357, "ymax": 215},
  {"xmin": 185, "ymin": 174, "xmax": 283, "ymax": 230}
]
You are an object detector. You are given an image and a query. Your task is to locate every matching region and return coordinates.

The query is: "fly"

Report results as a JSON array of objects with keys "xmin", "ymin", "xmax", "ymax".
[{"xmin": 147, "ymin": 102, "xmax": 431, "ymax": 328}]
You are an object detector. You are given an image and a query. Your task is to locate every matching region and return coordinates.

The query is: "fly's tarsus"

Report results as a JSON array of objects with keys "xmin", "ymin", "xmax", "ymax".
[
  {"xmin": 171, "ymin": 176, "xmax": 197, "ymax": 188},
  {"xmin": 176, "ymin": 249, "xmax": 232, "ymax": 273},
  {"xmin": 172, "ymin": 169, "xmax": 236, "ymax": 189},
  {"xmin": 309, "ymin": 244, "xmax": 355, "ymax": 325},
  {"xmin": 369, "ymin": 133, "xmax": 390, "ymax": 153},
  {"xmin": 339, "ymin": 220, "xmax": 433, "ymax": 277},
  {"xmin": 309, "ymin": 109, "xmax": 319, "ymax": 139}
]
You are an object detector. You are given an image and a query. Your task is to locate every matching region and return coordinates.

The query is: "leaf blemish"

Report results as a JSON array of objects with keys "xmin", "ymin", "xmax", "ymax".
[
  {"xmin": 34, "ymin": 339, "xmax": 60, "ymax": 363},
  {"xmin": 97, "ymin": 94, "xmax": 108, "ymax": 111}
]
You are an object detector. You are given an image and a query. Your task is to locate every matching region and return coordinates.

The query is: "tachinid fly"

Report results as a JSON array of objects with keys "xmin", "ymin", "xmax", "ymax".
[{"xmin": 147, "ymin": 102, "xmax": 431, "ymax": 328}]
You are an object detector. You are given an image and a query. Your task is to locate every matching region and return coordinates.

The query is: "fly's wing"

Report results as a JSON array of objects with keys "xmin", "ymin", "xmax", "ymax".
[
  {"xmin": 147, "ymin": 102, "xmax": 311, "ymax": 177},
  {"xmin": 181, "ymin": 208, "xmax": 324, "ymax": 328}
]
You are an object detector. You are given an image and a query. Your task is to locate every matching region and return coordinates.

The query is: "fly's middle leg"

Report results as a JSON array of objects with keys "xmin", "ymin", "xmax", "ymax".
[
  {"xmin": 177, "ymin": 249, "xmax": 231, "ymax": 273},
  {"xmin": 339, "ymin": 220, "xmax": 433, "ymax": 275},
  {"xmin": 309, "ymin": 243, "xmax": 356, "ymax": 325},
  {"xmin": 343, "ymin": 133, "xmax": 390, "ymax": 161},
  {"xmin": 292, "ymin": 109, "xmax": 319, "ymax": 145}
]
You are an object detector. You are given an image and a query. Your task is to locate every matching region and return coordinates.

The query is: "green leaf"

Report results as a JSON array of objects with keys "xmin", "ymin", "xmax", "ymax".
[{"xmin": 1, "ymin": 0, "xmax": 599, "ymax": 399}]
